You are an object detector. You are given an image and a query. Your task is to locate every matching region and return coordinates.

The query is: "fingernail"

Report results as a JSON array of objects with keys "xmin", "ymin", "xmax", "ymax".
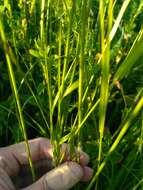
[{"xmin": 80, "ymin": 152, "xmax": 90, "ymax": 166}]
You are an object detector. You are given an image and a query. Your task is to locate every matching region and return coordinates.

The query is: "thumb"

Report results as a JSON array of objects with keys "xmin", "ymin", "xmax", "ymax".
[{"xmin": 22, "ymin": 161, "xmax": 83, "ymax": 190}]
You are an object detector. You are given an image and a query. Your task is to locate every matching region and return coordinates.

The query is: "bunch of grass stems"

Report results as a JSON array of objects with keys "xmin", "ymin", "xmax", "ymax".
[{"xmin": 0, "ymin": 0, "xmax": 143, "ymax": 189}]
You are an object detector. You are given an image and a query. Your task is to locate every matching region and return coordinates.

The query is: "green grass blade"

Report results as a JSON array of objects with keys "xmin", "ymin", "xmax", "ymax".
[
  {"xmin": 78, "ymin": 0, "xmax": 88, "ymax": 142},
  {"xmin": 98, "ymin": 0, "xmax": 113, "ymax": 174},
  {"xmin": 0, "ymin": 15, "xmax": 35, "ymax": 181},
  {"xmin": 110, "ymin": 0, "xmax": 131, "ymax": 41},
  {"xmin": 113, "ymin": 28, "xmax": 143, "ymax": 82},
  {"xmin": 63, "ymin": 80, "xmax": 79, "ymax": 98},
  {"xmin": 61, "ymin": 0, "xmax": 76, "ymax": 94},
  {"xmin": 87, "ymin": 94, "xmax": 143, "ymax": 190}
]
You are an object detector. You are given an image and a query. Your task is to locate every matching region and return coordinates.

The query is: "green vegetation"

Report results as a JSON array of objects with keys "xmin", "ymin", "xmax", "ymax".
[{"xmin": 0, "ymin": 0, "xmax": 143, "ymax": 189}]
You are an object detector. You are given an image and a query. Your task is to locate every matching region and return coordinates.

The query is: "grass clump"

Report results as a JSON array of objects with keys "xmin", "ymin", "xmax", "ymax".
[{"xmin": 0, "ymin": 0, "xmax": 143, "ymax": 189}]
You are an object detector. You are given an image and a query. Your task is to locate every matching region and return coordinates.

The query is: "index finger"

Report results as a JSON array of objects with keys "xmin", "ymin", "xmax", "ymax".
[
  {"xmin": 12, "ymin": 138, "xmax": 53, "ymax": 164},
  {"xmin": 0, "ymin": 138, "xmax": 52, "ymax": 176}
]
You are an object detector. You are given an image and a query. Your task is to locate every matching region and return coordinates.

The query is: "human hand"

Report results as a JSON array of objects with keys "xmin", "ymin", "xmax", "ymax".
[{"xmin": 0, "ymin": 138, "xmax": 93, "ymax": 190}]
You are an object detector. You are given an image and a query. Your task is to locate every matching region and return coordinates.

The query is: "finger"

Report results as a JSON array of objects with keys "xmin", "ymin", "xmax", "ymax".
[
  {"xmin": 0, "ymin": 138, "xmax": 53, "ymax": 176},
  {"xmin": 81, "ymin": 166, "xmax": 93, "ymax": 182},
  {"xmin": 15, "ymin": 163, "xmax": 93, "ymax": 188},
  {"xmin": 78, "ymin": 150, "xmax": 90, "ymax": 166},
  {"xmin": 12, "ymin": 159, "xmax": 53, "ymax": 188},
  {"xmin": 0, "ymin": 168, "xmax": 15, "ymax": 190},
  {"xmin": 22, "ymin": 162, "xmax": 83, "ymax": 190},
  {"xmin": 12, "ymin": 138, "xmax": 53, "ymax": 164},
  {"xmin": 4, "ymin": 138, "xmax": 89, "ymax": 165}
]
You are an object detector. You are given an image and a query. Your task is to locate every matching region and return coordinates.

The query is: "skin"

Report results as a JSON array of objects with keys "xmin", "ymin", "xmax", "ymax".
[{"xmin": 0, "ymin": 138, "xmax": 93, "ymax": 190}]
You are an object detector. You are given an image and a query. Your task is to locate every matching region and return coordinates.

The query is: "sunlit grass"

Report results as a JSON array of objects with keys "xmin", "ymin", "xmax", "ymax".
[
  {"xmin": 0, "ymin": 10, "xmax": 36, "ymax": 181},
  {"xmin": 0, "ymin": 0, "xmax": 143, "ymax": 189}
]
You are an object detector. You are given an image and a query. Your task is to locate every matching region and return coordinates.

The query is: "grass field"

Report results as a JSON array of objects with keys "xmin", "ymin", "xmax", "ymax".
[{"xmin": 0, "ymin": 0, "xmax": 143, "ymax": 189}]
